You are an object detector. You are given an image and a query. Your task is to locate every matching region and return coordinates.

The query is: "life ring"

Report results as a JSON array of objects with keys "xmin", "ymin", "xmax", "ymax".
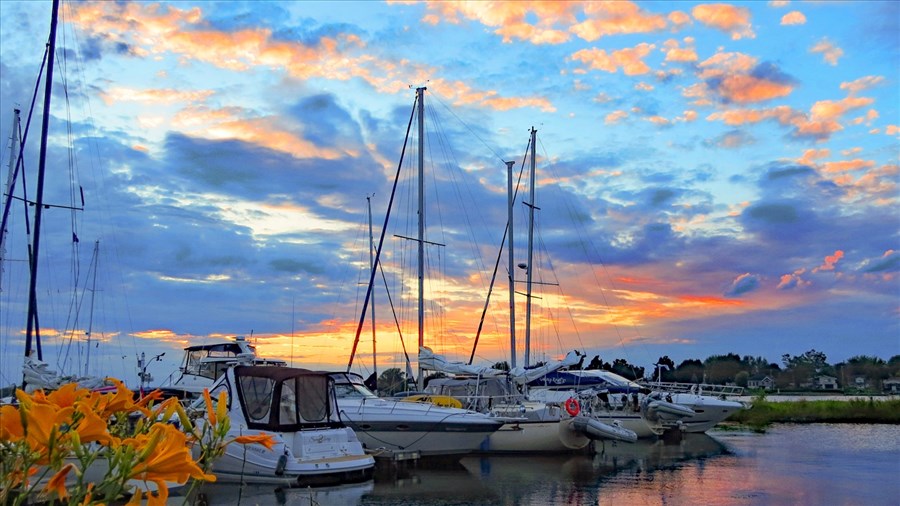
[{"xmin": 565, "ymin": 397, "xmax": 580, "ymax": 416}]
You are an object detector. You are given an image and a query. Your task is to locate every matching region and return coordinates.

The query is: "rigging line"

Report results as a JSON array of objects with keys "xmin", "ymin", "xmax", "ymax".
[
  {"xmin": 428, "ymin": 88, "xmax": 507, "ymax": 165},
  {"xmin": 469, "ymin": 136, "xmax": 531, "ymax": 364},
  {"xmin": 535, "ymin": 137, "xmax": 639, "ymax": 363},
  {"xmin": 347, "ymin": 92, "xmax": 417, "ymax": 370},
  {"xmin": 377, "ymin": 256, "xmax": 412, "ymax": 375},
  {"xmin": 0, "ymin": 46, "xmax": 48, "ymax": 274}
]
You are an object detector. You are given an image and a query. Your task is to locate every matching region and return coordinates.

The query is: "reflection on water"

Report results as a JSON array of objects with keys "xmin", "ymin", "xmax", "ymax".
[{"xmin": 190, "ymin": 424, "xmax": 900, "ymax": 506}]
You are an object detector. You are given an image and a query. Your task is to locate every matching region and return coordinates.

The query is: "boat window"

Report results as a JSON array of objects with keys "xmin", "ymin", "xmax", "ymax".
[
  {"xmin": 198, "ymin": 362, "xmax": 217, "ymax": 380},
  {"xmin": 295, "ymin": 375, "xmax": 329, "ymax": 423},
  {"xmin": 279, "ymin": 379, "xmax": 298, "ymax": 424},
  {"xmin": 239, "ymin": 376, "xmax": 275, "ymax": 423}
]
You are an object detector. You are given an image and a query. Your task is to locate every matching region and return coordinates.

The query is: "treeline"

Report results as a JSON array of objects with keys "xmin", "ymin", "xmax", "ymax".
[{"xmin": 571, "ymin": 349, "xmax": 900, "ymax": 391}]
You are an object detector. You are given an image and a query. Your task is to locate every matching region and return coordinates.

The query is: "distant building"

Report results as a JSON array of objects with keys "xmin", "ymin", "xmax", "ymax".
[
  {"xmin": 748, "ymin": 375, "xmax": 775, "ymax": 391},
  {"xmin": 853, "ymin": 376, "xmax": 871, "ymax": 389},
  {"xmin": 813, "ymin": 374, "xmax": 839, "ymax": 390},
  {"xmin": 883, "ymin": 378, "xmax": 900, "ymax": 394}
]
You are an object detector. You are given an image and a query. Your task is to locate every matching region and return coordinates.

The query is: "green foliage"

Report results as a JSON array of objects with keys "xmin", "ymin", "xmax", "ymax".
[
  {"xmin": 377, "ymin": 368, "xmax": 407, "ymax": 396},
  {"xmin": 727, "ymin": 398, "xmax": 900, "ymax": 430}
]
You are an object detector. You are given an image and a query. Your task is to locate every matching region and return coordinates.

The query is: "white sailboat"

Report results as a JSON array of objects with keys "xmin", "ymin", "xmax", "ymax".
[
  {"xmin": 420, "ymin": 127, "xmax": 638, "ymax": 449},
  {"xmin": 339, "ymin": 87, "xmax": 504, "ymax": 458}
]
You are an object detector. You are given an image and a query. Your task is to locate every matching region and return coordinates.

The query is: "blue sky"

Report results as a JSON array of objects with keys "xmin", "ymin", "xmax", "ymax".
[{"xmin": 0, "ymin": 1, "xmax": 897, "ymax": 387}]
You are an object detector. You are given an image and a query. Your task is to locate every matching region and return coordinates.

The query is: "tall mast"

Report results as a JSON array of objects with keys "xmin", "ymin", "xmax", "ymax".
[
  {"xmin": 524, "ymin": 127, "xmax": 537, "ymax": 367},
  {"xmin": 25, "ymin": 0, "xmax": 61, "ymax": 361},
  {"xmin": 416, "ymin": 86, "xmax": 425, "ymax": 390},
  {"xmin": 84, "ymin": 240, "xmax": 100, "ymax": 376},
  {"xmin": 1, "ymin": 109, "xmax": 22, "ymax": 289},
  {"xmin": 366, "ymin": 195, "xmax": 377, "ymax": 390},
  {"xmin": 506, "ymin": 160, "xmax": 517, "ymax": 369}
]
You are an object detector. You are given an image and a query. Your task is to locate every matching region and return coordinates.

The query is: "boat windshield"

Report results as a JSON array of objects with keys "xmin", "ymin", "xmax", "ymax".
[{"xmin": 334, "ymin": 381, "xmax": 379, "ymax": 400}]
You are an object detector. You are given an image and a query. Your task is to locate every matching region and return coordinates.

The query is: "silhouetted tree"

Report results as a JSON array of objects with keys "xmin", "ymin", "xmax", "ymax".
[
  {"xmin": 653, "ymin": 355, "xmax": 676, "ymax": 382},
  {"xmin": 584, "ymin": 355, "xmax": 605, "ymax": 370},
  {"xmin": 377, "ymin": 368, "xmax": 407, "ymax": 396},
  {"xmin": 674, "ymin": 359, "xmax": 704, "ymax": 383}
]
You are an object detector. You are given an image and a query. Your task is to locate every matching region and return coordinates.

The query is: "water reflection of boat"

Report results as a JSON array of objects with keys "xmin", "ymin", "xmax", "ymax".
[
  {"xmin": 190, "ymin": 481, "xmax": 374, "ymax": 506},
  {"xmin": 591, "ymin": 432, "xmax": 729, "ymax": 472}
]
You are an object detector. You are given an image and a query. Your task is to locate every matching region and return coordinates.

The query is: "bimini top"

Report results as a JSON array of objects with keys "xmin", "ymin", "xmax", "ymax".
[{"xmin": 231, "ymin": 365, "xmax": 343, "ymax": 432}]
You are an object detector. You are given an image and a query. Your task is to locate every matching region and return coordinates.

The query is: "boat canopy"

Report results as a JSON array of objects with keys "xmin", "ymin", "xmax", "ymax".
[
  {"xmin": 233, "ymin": 366, "xmax": 343, "ymax": 432},
  {"xmin": 528, "ymin": 370, "xmax": 648, "ymax": 394}
]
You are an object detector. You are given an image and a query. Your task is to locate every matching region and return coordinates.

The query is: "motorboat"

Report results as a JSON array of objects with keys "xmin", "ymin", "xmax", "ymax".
[
  {"xmin": 528, "ymin": 369, "xmax": 695, "ymax": 438},
  {"xmin": 192, "ymin": 365, "xmax": 374, "ymax": 485},
  {"xmin": 328, "ymin": 372, "xmax": 504, "ymax": 458},
  {"xmin": 157, "ymin": 336, "xmax": 286, "ymax": 399},
  {"xmin": 638, "ymin": 381, "xmax": 746, "ymax": 432}
]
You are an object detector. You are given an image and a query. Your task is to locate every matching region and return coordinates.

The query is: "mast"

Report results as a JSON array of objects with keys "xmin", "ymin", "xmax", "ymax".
[
  {"xmin": 506, "ymin": 160, "xmax": 517, "ymax": 369},
  {"xmin": 367, "ymin": 195, "xmax": 377, "ymax": 389},
  {"xmin": 524, "ymin": 127, "xmax": 536, "ymax": 367},
  {"xmin": 1, "ymin": 109, "xmax": 22, "ymax": 289},
  {"xmin": 84, "ymin": 240, "xmax": 99, "ymax": 376},
  {"xmin": 25, "ymin": 0, "xmax": 61, "ymax": 361},
  {"xmin": 416, "ymin": 86, "xmax": 425, "ymax": 390}
]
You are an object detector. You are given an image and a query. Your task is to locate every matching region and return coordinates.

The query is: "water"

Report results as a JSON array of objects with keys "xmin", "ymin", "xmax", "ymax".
[{"xmin": 191, "ymin": 424, "xmax": 900, "ymax": 506}]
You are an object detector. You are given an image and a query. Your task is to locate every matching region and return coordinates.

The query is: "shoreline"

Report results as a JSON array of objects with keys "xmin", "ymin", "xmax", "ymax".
[{"xmin": 725, "ymin": 397, "xmax": 900, "ymax": 429}]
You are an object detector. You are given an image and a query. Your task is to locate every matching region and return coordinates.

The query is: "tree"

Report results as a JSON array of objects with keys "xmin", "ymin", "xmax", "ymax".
[
  {"xmin": 608, "ymin": 358, "xmax": 644, "ymax": 381},
  {"xmin": 704, "ymin": 354, "xmax": 743, "ymax": 384},
  {"xmin": 674, "ymin": 359, "xmax": 704, "ymax": 383},
  {"xmin": 377, "ymin": 368, "xmax": 407, "ymax": 396},
  {"xmin": 653, "ymin": 355, "xmax": 676, "ymax": 382},
  {"xmin": 584, "ymin": 355, "xmax": 605, "ymax": 370},
  {"xmin": 735, "ymin": 371, "xmax": 749, "ymax": 388}
]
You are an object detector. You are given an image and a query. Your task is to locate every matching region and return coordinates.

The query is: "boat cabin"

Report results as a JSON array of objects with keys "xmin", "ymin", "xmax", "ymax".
[{"xmin": 217, "ymin": 366, "xmax": 345, "ymax": 431}]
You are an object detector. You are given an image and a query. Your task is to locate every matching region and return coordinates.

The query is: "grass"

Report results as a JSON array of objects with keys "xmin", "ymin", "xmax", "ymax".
[{"xmin": 726, "ymin": 397, "xmax": 900, "ymax": 431}]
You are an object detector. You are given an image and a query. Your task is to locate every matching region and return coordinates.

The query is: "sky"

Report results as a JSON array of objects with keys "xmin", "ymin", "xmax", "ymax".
[{"xmin": 0, "ymin": 1, "xmax": 897, "ymax": 388}]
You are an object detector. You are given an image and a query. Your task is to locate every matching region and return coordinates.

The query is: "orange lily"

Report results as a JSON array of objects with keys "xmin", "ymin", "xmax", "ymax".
[
  {"xmin": 231, "ymin": 433, "xmax": 277, "ymax": 450},
  {"xmin": 96, "ymin": 378, "xmax": 144, "ymax": 418},
  {"xmin": 128, "ymin": 424, "xmax": 216, "ymax": 488},
  {"xmin": 22, "ymin": 402, "xmax": 74, "ymax": 462},
  {"xmin": 202, "ymin": 389, "xmax": 217, "ymax": 426},
  {"xmin": 72, "ymin": 402, "xmax": 114, "ymax": 446},
  {"xmin": 0, "ymin": 404, "xmax": 24, "ymax": 441},
  {"xmin": 42, "ymin": 462, "xmax": 74, "ymax": 500}
]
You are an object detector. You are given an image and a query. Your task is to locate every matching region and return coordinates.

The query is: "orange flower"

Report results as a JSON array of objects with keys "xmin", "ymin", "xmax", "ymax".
[
  {"xmin": 128, "ymin": 424, "xmax": 216, "ymax": 490},
  {"xmin": 202, "ymin": 389, "xmax": 216, "ymax": 426},
  {"xmin": 0, "ymin": 404, "xmax": 24, "ymax": 441},
  {"xmin": 22, "ymin": 402, "xmax": 74, "ymax": 461},
  {"xmin": 43, "ymin": 462, "xmax": 74, "ymax": 500},
  {"xmin": 96, "ymin": 378, "xmax": 143, "ymax": 418},
  {"xmin": 230, "ymin": 433, "xmax": 276, "ymax": 450},
  {"xmin": 72, "ymin": 402, "xmax": 114, "ymax": 446}
]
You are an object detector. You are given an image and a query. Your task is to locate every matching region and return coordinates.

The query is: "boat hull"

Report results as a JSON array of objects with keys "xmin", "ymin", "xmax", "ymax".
[
  {"xmin": 480, "ymin": 418, "xmax": 590, "ymax": 452},
  {"xmin": 204, "ymin": 428, "xmax": 375, "ymax": 486},
  {"xmin": 667, "ymin": 394, "xmax": 745, "ymax": 432}
]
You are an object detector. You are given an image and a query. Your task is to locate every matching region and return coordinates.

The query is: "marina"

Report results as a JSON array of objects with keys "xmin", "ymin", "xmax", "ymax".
[{"xmin": 189, "ymin": 424, "xmax": 900, "ymax": 505}]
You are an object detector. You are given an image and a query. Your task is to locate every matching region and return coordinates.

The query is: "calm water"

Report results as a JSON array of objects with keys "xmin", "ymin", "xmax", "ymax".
[{"xmin": 192, "ymin": 424, "xmax": 900, "ymax": 506}]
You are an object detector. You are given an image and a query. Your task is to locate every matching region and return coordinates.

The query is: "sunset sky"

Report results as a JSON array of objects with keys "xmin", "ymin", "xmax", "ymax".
[{"xmin": 0, "ymin": 1, "xmax": 897, "ymax": 388}]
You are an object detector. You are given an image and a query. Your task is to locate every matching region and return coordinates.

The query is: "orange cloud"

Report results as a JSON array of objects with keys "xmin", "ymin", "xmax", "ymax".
[
  {"xmin": 810, "ymin": 38, "xmax": 844, "ymax": 66},
  {"xmin": 840, "ymin": 76, "xmax": 884, "ymax": 95},
  {"xmin": 692, "ymin": 4, "xmax": 755, "ymax": 40},
  {"xmin": 707, "ymin": 95, "xmax": 873, "ymax": 141},
  {"xmin": 820, "ymin": 159, "xmax": 876, "ymax": 174},
  {"xmin": 417, "ymin": 1, "xmax": 580, "ymax": 44},
  {"xmin": 668, "ymin": 11, "xmax": 693, "ymax": 28},
  {"xmin": 605, "ymin": 110, "xmax": 628, "ymax": 124},
  {"xmin": 69, "ymin": 2, "xmax": 550, "ymax": 113},
  {"xmin": 697, "ymin": 51, "xmax": 793, "ymax": 103},
  {"xmin": 172, "ymin": 105, "xmax": 349, "ymax": 160},
  {"xmin": 662, "ymin": 38, "xmax": 698, "ymax": 62},
  {"xmin": 813, "ymin": 250, "xmax": 844, "ymax": 273},
  {"xmin": 569, "ymin": 43, "xmax": 655, "ymax": 75},
  {"xmin": 781, "ymin": 11, "xmax": 806, "ymax": 25},
  {"xmin": 571, "ymin": 1, "xmax": 667, "ymax": 41}
]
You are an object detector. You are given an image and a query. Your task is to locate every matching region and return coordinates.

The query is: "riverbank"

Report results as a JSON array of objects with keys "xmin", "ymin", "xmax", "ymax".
[{"xmin": 726, "ymin": 397, "xmax": 900, "ymax": 429}]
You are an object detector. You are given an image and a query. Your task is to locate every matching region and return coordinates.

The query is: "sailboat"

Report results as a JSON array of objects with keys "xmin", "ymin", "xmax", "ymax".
[
  {"xmin": 420, "ymin": 127, "xmax": 638, "ymax": 449},
  {"xmin": 338, "ymin": 87, "xmax": 503, "ymax": 458},
  {"xmin": 0, "ymin": 0, "xmax": 122, "ymax": 395}
]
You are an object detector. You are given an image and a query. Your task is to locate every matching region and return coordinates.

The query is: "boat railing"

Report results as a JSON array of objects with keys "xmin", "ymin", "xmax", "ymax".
[{"xmin": 640, "ymin": 381, "xmax": 744, "ymax": 397}]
